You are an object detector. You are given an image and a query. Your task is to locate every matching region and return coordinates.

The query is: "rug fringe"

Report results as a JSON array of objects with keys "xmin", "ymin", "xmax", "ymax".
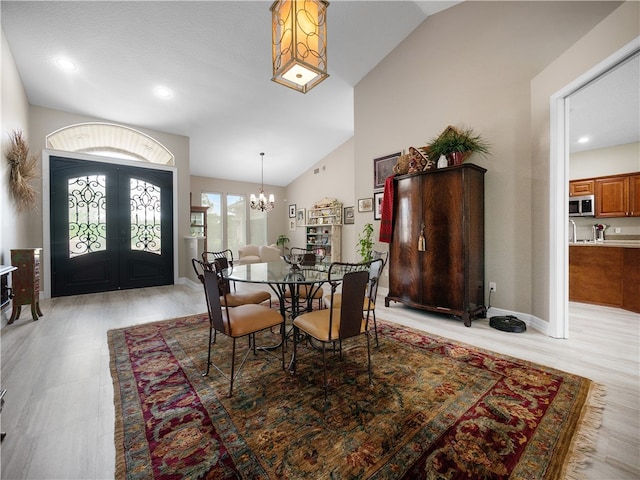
[{"xmin": 561, "ymin": 382, "xmax": 607, "ymax": 480}]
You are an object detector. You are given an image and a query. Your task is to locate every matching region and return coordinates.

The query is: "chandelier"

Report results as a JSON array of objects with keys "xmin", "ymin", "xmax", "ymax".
[
  {"xmin": 270, "ymin": 0, "xmax": 329, "ymax": 94},
  {"xmin": 250, "ymin": 152, "xmax": 275, "ymax": 212}
]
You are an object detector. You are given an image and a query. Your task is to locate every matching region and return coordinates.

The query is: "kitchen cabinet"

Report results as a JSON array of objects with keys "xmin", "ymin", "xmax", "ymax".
[
  {"xmin": 385, "ymin": 164, "xmax": 486, "ymax": 326},
  {"xmin": 569, "ymin": 244, "xmax": 640, "ymax": 313},
  {"xmin": 569, "ymin": 179, "xmax": 594, "ymax": 196},
  {"xmin": 593, "ymin": 172, "xmax": 640, "ymax": 217}
]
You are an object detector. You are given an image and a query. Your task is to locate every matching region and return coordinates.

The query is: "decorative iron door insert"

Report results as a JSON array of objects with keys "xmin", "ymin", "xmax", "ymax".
[{"xmin": 50, "ymin": 156, "xmax": 173, "ymax": 297}]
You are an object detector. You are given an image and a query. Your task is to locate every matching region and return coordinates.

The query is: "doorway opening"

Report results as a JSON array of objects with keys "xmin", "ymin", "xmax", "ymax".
[{"xmin": 549, "ymin": 38, "xmax": 639, "ymax": 338}]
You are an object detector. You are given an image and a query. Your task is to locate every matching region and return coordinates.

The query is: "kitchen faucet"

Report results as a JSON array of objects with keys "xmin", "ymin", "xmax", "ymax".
[{"xmin": 569, "ymin": 219, "xmax": 577, "ymax": 243}]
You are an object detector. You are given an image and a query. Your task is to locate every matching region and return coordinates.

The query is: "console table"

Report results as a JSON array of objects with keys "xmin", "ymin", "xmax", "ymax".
[{"xmin": 9, "ymin": 248, "xmax": 43, "ymax": 324}]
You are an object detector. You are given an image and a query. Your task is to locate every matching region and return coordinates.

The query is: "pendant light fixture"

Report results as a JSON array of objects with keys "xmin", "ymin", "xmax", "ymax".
[
  {"xmin": 270, "ymin": 0, "xmax": 329, "ymax": 94},
  {"xmin": 250, "ymin": 152, "xmax": 275, "ymax": 212}
]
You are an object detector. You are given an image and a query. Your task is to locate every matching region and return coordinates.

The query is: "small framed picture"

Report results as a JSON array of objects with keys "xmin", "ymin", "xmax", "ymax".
[
  {"xmin": 288, "ymin": 204, "xmax": 296, "ymax": 218},
  {"xmin": 344, "ymin": 206, "xmax": 355, "ymax": 224},
  {"xmin": 374, "ymin": 192, "xmax": 384, "ymax": 220},
  {"xmin": 373, "ymin": 152, "xmax": 401, "ymax": 189},
  {"xmin": 289, "ymin": 219, "xmax": 296, "ymax": 231},
  {"xmin": 296, "ymin": 208, "xmax": 306, "ymax": 227},
  {"xmin": 358, "ymin": 198, "xmax": 373, "ymax": 213}
]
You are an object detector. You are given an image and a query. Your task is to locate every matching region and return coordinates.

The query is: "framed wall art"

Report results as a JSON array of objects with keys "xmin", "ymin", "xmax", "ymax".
[
  {"xmin": 358, "ymin": 198, "xmax": 373, "ymax": 213},
  {"xmin": 344, "ymin": 206, "xmax": 355, "ymax": 224},
  {"xmin": 289, "ymin": 204, "xmax": 296, "ymax": 218},
  {"xmin": 289, "ymin": 219, "xmax": 296, "ymax": 231},
  {"xmin": 373, "ymin": 152, "xmax": 401, "ymax": 189},
  {"xmin": 296, "ymin": 208, "xmax": 306, "ymax": 227},
  {"xmin": 374, "ymin": 191, "xmax": 384, "ymax": 220}
]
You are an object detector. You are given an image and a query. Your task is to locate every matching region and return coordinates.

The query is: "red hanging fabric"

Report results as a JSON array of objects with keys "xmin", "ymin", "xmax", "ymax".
[{"xmin": 379, "ymin": 175, "xmax": 394, "ymax": 243}]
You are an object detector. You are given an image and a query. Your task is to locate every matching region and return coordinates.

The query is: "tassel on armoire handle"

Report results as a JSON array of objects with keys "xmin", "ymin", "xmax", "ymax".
[{"xmin": 418, "ymin": 223, "xmax": 426, "ymax": 251}]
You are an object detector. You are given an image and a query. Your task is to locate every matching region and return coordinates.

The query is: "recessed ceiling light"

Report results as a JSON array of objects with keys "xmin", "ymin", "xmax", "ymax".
[
  {"xmin": 577, "ymin": 136, "xmax": 590, "ymax": 144},
  {"xmin": 54, "ymin": 56, "xmax": 77, "ymax": 73},
  {"xmin": 153, "ymin": 86, "xmax": 173, "ymax": 99}
]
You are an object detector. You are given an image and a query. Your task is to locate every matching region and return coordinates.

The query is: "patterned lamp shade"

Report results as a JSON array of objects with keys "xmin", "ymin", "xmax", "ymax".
[{"xmin": 270, "ymin": 0, "xmax": 329, "ymax": 94}]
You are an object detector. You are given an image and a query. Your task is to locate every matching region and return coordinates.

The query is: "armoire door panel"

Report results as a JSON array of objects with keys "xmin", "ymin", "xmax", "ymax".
[
  {"xmin": 422, "ymin": 172, "xmax": 464, "ymax": 309},
  {"xmin": 388, "ymin": 175, "xmax": 422, "ymax": 303}
]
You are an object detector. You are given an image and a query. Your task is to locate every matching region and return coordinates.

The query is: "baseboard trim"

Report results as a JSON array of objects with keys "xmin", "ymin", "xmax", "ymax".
[{"xmin": 377, "ymin": 287, "xmax": 549, "ymax": 336}]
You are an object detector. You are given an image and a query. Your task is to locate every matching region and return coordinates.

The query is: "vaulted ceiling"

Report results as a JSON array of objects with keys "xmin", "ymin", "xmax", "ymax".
[
  {"xmin": 1, "ymin": 1, "xmax": 459, "ymax": 185},
  {"xmin": 2, "ymin": 1, "xmax": 637, "ymax": 186}
]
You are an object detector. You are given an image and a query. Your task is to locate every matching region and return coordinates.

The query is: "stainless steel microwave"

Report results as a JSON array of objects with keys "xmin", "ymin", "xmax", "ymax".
[{"xmin": 569, "ymin": 194, "xmax": 595, "ymax": 217}]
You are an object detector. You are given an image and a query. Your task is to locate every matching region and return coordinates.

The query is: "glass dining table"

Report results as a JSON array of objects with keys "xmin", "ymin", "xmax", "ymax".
[{"xmin": 221, "ymin": 260, "xmax": 332, "ymax": 320}]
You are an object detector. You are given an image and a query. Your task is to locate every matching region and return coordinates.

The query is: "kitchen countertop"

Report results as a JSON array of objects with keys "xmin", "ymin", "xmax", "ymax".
[{"xmin": 570, "ymin": 240, "xmax": 640, "ymax": 248}]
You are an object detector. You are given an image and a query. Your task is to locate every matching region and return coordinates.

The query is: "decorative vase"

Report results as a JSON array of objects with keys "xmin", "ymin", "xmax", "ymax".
[{"xmin": 449, "ymin": 151, "xmax": 467, "ymax": 166}]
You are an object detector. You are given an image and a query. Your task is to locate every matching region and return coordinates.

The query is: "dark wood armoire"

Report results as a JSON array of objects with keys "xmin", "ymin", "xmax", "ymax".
[{"xmin": 384, "ymin": 164, "xmax": 486, "ymax": 326}]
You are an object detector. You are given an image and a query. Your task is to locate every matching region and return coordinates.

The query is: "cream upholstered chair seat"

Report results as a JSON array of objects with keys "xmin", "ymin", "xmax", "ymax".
[
  {"xmin": 292, "ymin": 308, "xmax": 367, "ymax": 341},
  {"xmin": 218, "ymin": 303, "xmax": 283, "ymax": 336},
  {"xmin": 224, "ymin": 290, "xmax": 272, "ymax": 307},
  {"xmin": 192, "ymin": 258, "xmax": 271, "ymax": 307}
]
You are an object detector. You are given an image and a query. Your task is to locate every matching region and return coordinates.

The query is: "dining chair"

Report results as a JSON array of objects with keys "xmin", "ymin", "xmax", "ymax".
[
  {"xmin": 202, "ymin": 249, "xmax": 233, "ymax": 268},
  {"xmin": 284, "ymin": 247, "xmax": 323, "ymax": 309},
  {"xmin": 192, "ymin": 258, "xmax": 272, "ymax": 307},
  {"xmin": 322, "ymin": 255, "xmax": 386, "ymax": 347},
  {"xmin": 203, "ymin": 249, "xmax": 236, "ymax": 290},
  {"xmin": 200, "ymin": 265, "xmax": 285, "ymax": 397},
  {"xmin": 292, "ymin": 261, "xmax": 373, "ymax": 401}
]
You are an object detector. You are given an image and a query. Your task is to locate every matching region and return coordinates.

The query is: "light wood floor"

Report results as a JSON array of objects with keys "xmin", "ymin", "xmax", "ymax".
[{"xmin": 1, "ymin": 283, "xmax": 638, "ymax": 479}]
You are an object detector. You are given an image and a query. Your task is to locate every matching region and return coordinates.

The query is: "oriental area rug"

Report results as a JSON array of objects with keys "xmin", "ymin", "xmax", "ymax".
[{"xmin": 108, "ymin": 314, "xmax": 604, "ymax": 480}]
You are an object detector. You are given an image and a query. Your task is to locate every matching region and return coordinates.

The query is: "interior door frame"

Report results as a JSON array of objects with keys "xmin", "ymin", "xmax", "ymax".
[
  {"xmin": 42, "ymin": 149, "xmax": 179, "ymax": 299},
  {"xmin": 548, "ymin": 37, "xmax": 639, "ymax": 338}
]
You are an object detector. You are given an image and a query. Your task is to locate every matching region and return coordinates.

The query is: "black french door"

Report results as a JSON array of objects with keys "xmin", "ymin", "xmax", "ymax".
[{"xmin": 50, "ymin": 156, "xmax": 174, "ymax": 297}]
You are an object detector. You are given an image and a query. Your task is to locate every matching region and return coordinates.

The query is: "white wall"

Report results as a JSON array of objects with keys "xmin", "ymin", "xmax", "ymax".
[
  {"xmin": 284, "ymin": 138, "xmax": 357, "ymax": 260},
  {"xmin": 1, "ymin": 29, "xmax": 31, "ymax": 262},
  {"xmin": 570, "ymin": 142, "xmax": 640, "ymax": 179},
  {"xmin": 1, "ymin": 29, "xmax": 31, "ymax": 324}
]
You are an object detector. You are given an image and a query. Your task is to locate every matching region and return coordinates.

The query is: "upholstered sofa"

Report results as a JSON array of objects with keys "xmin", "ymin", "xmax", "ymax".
[{"xmin": 236, "ymin": 244, "xmax": 281, "ymax": 265}]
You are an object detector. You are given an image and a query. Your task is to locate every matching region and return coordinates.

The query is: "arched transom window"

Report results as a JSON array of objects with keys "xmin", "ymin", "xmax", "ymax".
[{"xmin": 46, "ymin": 122, "xmax": 175, "ymax": 165}]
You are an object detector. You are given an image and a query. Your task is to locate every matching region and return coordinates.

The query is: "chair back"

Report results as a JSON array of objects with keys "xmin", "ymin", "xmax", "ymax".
[
  {"xmin": 372, "ymin": 250, "xmax": 389, "ymax": 266},
  {"xmin": 313, "ymin": 247, "xmax": 326, "ymax": 263},
  {"xmin": 367, "ymin": 257, "xmax": 385, "ymax": 305},
  {"xmin": 327, "ymin": 261, "xmax": 371, "ymax": 340},
  {"xmin": 202, "ymin": 267, "xmax": 230, "ymax": 335},
  {"xmin": 289, "ymin": 247, "xmax": 316, "ymax": 266},
  {"xmin": 202, "ymin": 249, "xmax": 233, "ymax": 270},
  {"xmin": 192, "ymin": 257, "xmax": 214, "ymax": 284},
  {"xmin": 339, "ymin": 270, "xmax": 369, "ymax": 338}
]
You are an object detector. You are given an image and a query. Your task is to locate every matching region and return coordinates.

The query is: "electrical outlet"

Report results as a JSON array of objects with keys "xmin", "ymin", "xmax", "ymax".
[
  {"xmin": 489, "ymin": 282, "xmax": 497, "ymax": 292},
  {"xmin": 614, "ymin": 227, "xmax": 621, "ymax": 233}
]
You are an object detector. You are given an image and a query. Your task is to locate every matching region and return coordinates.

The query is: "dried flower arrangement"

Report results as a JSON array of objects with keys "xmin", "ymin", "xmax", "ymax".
[{"xmin": 5, "ymin": 129, "xmax": 39, "ymax": 212}]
